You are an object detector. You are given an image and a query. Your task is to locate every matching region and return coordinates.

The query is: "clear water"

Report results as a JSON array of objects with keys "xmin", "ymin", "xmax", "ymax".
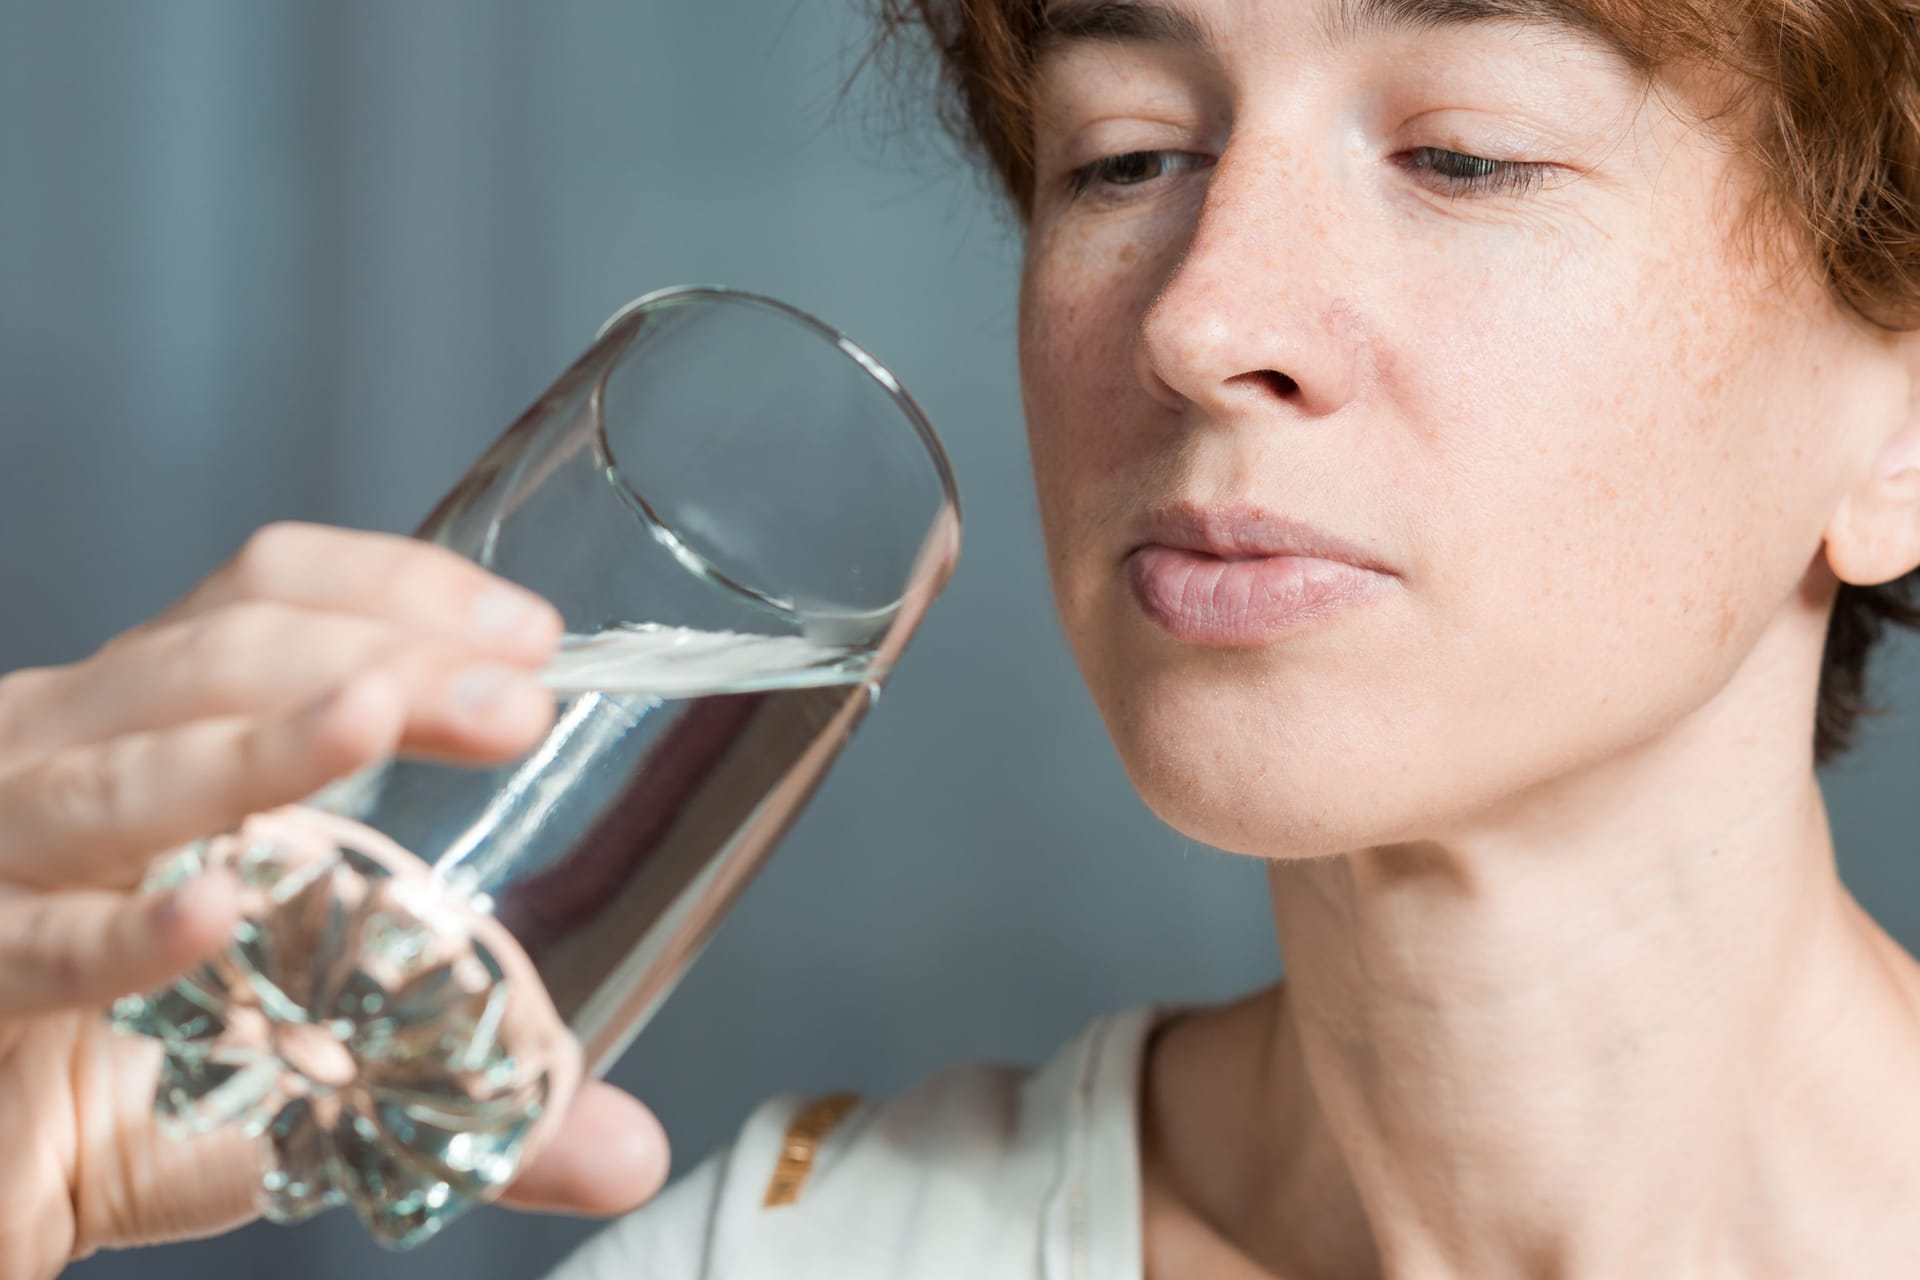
[
  {"xmin": 542, "ymin": 622, "xmax": 874, "ymax": 697},
  {"xmin": 111, "ymin": 625, "xmax": 875, "ymax": 1248}
]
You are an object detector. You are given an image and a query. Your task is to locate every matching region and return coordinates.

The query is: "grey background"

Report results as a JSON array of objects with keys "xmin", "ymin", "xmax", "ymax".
[{"xmin": 3, "ymin": 2, "xmax": 1917, "ymax": 1278}]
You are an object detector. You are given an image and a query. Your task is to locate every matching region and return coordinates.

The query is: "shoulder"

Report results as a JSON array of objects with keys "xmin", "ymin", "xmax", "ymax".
[{"xmin": 544, "ymin": 1005, "xmax": 1162, "ymax": 1280}]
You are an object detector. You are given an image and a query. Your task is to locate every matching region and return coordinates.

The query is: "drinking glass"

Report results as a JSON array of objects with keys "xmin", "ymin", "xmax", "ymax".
[{"xmin": 109, "ymin": 285, "xmax": 962, "ymax": 1247}]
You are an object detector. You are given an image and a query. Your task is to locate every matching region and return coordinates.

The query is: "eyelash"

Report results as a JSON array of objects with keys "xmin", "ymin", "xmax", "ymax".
[
  {"xmin": 1065, "ymin": 149, "xmax": 1213, "ymax": 198},
  {"xmin": 1400, "ymin": 147, "xmax": 1549, "ymax": 198},
  {"xmin": 1063, "ymin": 146, "xmax": 1550, "ymax": 201}
]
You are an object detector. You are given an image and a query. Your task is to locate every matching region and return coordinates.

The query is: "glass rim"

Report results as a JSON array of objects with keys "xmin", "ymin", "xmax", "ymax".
[{"xmin": 596, "ymin": 284, "xmax": 963, "ymax": 530}]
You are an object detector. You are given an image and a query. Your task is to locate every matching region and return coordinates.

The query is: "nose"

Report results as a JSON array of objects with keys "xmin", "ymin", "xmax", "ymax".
[{"xmin": 1135, "ymin": 144, "xmax": 1368, "ymax": 421}]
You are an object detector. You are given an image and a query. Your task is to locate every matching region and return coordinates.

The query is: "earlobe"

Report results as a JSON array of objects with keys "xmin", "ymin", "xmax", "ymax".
[
  {"xmin": 1825, "ymin": 492, "xmax": 1920, "ymax": 587},
  {"xmin": 1826, "ymin": 341, "xmax": 1920, "ymax": 587}
]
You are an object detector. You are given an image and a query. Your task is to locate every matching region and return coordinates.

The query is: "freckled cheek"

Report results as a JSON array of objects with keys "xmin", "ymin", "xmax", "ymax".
[
  {"xmin": 1373, "ymin": 257, "xmax": 1665, "ymax": 604},
  {"xmin": 1019, "ymin": 257, "xmax": 1154, "ymax": 518},
  {"xmin": 1415, "ymin": 243, "xmax": 1793, "ymax": 655},
  {"xmin": 1557, "ymin": 267, "xmax": 1798, "ymax": 546}
]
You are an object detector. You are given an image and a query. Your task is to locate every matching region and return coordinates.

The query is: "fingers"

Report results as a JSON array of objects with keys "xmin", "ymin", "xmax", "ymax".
[
  {"xmin": 8, "ymin": 601, "xmax": 558, "ymax": 763},
  {"xmin": 0, "ymin": 666, "xmax": 557, "ymax": 891},
  {"xmin": 60, "ymin": 1023, "xmax": 268, "ymax": 1254},
  {"xmin": 500, "ymin": 1082, "xmax": 671, "ymax": 1217},
  {"xmin": 0, "ymin": 675, "xmax": 407, "ymax": 890},
  {"xmin": 132, "ymin": 522, "xmax": 563, "ymax": 660},
  {"xmin": 0, "ymin": 873, "xmax": 239, "ymax": 1014}
]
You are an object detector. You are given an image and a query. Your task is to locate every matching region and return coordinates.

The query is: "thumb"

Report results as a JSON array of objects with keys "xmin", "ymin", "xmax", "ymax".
[{"xmin": 500, "ymin": 1081, "xmax": 670, "ymax": 1217}]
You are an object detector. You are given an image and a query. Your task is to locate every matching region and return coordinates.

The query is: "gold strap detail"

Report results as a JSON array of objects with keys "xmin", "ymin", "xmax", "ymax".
[{"xmin": 761, "ymin": 1091, "xmax": 861, "ymax": 1208}]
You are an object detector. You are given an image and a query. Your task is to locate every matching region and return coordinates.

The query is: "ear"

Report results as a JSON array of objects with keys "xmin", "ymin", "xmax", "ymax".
[{"xmin": 1826, "ymin": 332, "xmax": 1920, "ymax": 588}]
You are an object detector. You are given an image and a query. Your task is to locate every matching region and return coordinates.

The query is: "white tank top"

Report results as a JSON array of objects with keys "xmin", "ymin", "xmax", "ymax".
[{"xmin": 544, "ymin": 1005, "xmax": 1163, "ymax": 1280}]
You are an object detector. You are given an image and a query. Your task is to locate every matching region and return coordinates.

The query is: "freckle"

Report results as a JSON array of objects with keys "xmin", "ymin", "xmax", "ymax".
[
  {"xmin": 1714, "ymin": 595, "xmax": 1738, "ymax": 646},
  {"xmin": 1118, "ymin": 242, "xmax": 1137, "ymax": 264}
]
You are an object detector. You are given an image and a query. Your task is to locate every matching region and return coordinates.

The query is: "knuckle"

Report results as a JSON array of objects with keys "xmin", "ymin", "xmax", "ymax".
[
  {"xmin": 229, "ymin": 521, "xmax": 317, "ymax": 597},
  {"xmin": 236, "ymin": 710, "xmax": 285, "ymax": 779},
  {"xmin": 181, "ymin": 602, "xmax": 280, "ymax": 672},
  {"xmin": 187, "ymin": 604, "xmax": 402, "ymax": 702},
  {"xmin": 183, "ymin": 606, "xmax": 274, "ymax": 667},
  {"xmin": 351, "ymin": 645, "xmax": 412, "ymax": 698},
  {"xmin": 0, "ymin": 665, "xmax": 49, "ymax": 759},
  {"xmin": 294, "ymin": 685, "xmax": 387, "ymax": 779},
  {"xmin": 16, "ymin": 899, "xmax": 80, "ymax": 996},
  {"xmin": 373, "ymin": 548, "xmax": 461, "ymax": 621},
  {"xmin": 344, "ymin": 631, "xmax": 418, "ymax": 691},
  {"xmin": 36, "ymin": 742, "xmax": 135, "ymax": 838},
  {"xmin": 286, "ymin": 717, "xmax": 355, "ymax": 784},
  {"xmin": 94, "ymin": 622, "xmax": 145, "ymax": 658},
  {"xmin": 238, "ymin": 690, "xmax": 317, "ymax": 785},
  {"xmin": 163, "ymin": 605, "xmax": 277, "ymax": 709}
]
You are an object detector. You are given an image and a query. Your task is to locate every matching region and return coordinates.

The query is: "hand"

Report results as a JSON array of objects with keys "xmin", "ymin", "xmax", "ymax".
[{"xmin": 0, "ymin": 523, "xmax": 669, "ymax": 1279}]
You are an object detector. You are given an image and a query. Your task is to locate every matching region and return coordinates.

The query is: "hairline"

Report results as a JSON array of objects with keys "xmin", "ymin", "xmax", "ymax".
[{"xmin": 1033, "ymin": 0, "xmax": 1654, "ymax": 72}]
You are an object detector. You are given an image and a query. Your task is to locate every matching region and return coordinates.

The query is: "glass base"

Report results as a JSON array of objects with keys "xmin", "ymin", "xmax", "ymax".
[{"xmin": 110, "ymin": 808, "xmax": 582, "ymax": 1249}]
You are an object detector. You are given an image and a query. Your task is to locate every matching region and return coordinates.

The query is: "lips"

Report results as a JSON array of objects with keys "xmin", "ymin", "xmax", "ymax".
[
  {"xmin": 1124, "ymin": 503, "xmax": 1393, "ymax": 645},
  {"xmin": 1133, "ymin": 503, "xmax": 1389, "ymax": 567}
]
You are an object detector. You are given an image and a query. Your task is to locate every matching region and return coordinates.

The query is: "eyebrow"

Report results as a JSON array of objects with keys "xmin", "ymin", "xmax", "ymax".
[
  {"xmin": 1038, "ymin": 0, "xmax": 1220, "ymax": 57},
  {"xmin": 1037, "ymin": 0, "xmax": 1617, "ymax": 60},
  {"xmin": 1331, "ymin": 0, "xmax": 1613, "ymax": 44}
]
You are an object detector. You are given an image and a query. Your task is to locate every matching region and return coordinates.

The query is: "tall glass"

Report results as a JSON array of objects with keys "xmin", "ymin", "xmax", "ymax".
[{"xmin": 109, "ymin": 286, "xmax": 962, "ymax": 1248}]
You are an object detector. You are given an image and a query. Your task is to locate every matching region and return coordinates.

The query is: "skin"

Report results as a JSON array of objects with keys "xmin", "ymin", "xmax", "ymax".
[
  {"xmin": 0, "ymin": 524, "xmax": 668, "ymax": 1279},
  {"xmin": 1019, "ymin": 0, "xmax": 1920, "ymax": 1275}
]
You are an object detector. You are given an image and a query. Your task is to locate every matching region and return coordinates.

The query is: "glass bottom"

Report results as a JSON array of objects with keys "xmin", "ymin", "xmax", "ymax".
[{"xmin": 110, "ymin": 807, "xmax": 582, "ymax": 1249}]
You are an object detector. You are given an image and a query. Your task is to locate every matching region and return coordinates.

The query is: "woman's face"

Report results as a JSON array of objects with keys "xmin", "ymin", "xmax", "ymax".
[{"xmin": 1017, "ymin": 0, "xmax": 1911, "ymax": 858}]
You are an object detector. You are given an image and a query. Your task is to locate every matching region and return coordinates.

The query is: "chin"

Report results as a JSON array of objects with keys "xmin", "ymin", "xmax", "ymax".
[
  {"xmin": 1076, "ymin": 622, "xmax": 1575, "ymax": 862},
  {"xmin": 1130, "ymin": 746, "xmax": 1401, "ymax": 859},
  {"xmin": 1087, "ymin": 658, "xmax": 1407, "ymax": 861}
]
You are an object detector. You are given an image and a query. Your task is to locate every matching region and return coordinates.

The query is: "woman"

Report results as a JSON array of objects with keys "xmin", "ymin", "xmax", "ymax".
[
  {"xmin": 558, "ymin": 0, "xmax": 1920, "ymax": 1273},
  {"xmin": 9, "ymin": 0, "xmax": 1920, "ymax": 1275}
]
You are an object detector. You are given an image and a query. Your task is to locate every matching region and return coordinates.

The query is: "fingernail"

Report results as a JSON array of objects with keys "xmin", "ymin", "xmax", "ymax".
[
  {"xmin": 147, "ymin": 872, "xmax": 237, "ymax": 942},
  {"xmin": 146, "ymin": 875, "xmax": 209, "ymax": 924},
  {"xmin": 453, "ymin": 664, "xmax": 529, "ymax": 720},
  {"xmin": 473, "ymin": 586, "xmax": 552, "ymax": 637},
  {"xmin": 148, "ymin": 882, "xmax": 190, "ymax": 931}
]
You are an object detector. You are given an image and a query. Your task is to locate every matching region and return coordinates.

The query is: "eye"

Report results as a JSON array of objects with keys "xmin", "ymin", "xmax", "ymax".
[
  {"xmin": 1401, "ymin": 147, "xmax": 1551, "ymax": 198},
  {"xmin": 1066, "ymin": 149, "xmax": 1213, "ymax": 200}
]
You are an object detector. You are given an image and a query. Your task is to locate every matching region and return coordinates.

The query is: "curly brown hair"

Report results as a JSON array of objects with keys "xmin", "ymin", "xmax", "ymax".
[{"xmin": 867, "ymin": 0, "xmax": 1920, "ymax": 765}]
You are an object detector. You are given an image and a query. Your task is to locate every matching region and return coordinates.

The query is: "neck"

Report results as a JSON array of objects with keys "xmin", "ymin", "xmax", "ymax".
[{"xmin": 1145, "ymin": 624, "xmax": 1920, "ymax": 1278}]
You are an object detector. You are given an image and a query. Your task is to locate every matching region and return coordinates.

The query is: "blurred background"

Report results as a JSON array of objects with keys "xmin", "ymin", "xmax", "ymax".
[{"xmin": 4, "ymin": 2, "xmax": 1918, "ymax": 1277}]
